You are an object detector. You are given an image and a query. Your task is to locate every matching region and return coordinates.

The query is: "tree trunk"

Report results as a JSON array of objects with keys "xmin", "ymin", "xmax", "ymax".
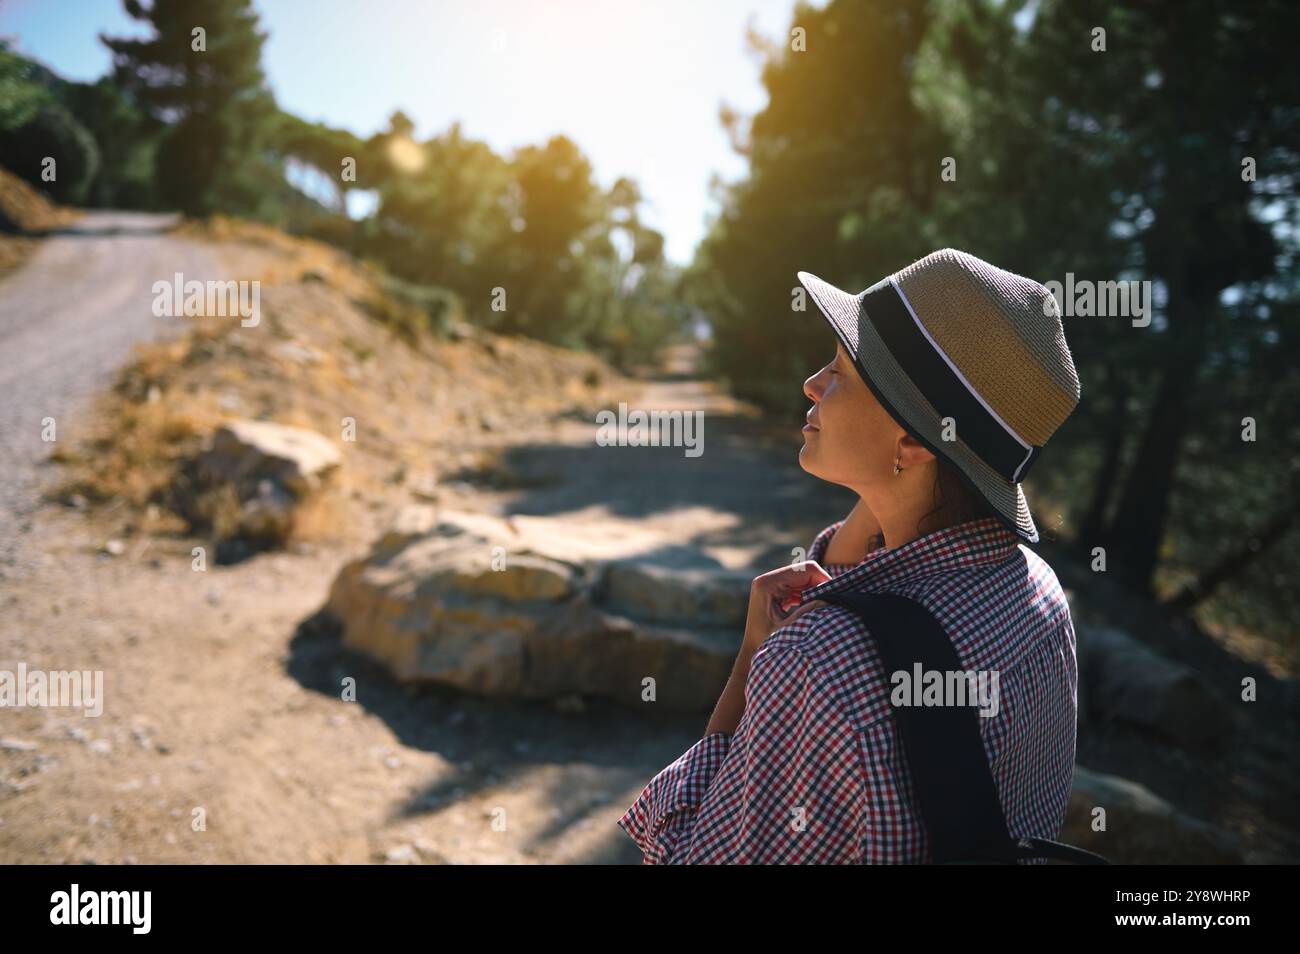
[
  {"xmin": 1104, "ymin": 279, "xmax": 1208, "ymax": 593},
  {"xmin": 1078, "ymin": 364, "xmax": 1129, "ymax": 549}
]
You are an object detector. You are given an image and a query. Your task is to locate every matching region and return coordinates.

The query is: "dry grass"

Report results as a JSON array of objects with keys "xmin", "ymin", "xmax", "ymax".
[
  {"xmin": 55, "ymin": 389, "xmax": 219, "ymax": 510},
  {"xmin": 0, "ymin": 167, "xmax": 80, "ymax": 232},
  {"xmin": 0, "ymin": 235, "xmax": 41, "ymax": 272},
  {"xmin": 0, "ymin": 167, "xmax": 83, "ymax": 274},
  {"xmin": 174, "ymin": 214, "xmax": 378, "ymax": 295}
]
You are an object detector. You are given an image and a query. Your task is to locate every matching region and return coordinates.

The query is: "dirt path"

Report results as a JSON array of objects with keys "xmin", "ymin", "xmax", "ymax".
[
  {"xmin": 0, "ymin": 265, "xmax": 854, "ymax": 863},
  {"xmin": 0, "ymin": 211, "xmax": 223, "ymax": 573}
]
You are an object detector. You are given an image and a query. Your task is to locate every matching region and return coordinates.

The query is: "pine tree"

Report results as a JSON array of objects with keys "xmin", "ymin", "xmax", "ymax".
[{"xmin": 101, "ymin": 0, "xmax": 276, "ymax": 215}]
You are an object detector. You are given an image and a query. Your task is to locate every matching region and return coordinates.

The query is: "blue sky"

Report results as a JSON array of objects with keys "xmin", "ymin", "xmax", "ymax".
[{"xmin": 0, "ymin": 0, "xmax": 808, "ymax": 265}]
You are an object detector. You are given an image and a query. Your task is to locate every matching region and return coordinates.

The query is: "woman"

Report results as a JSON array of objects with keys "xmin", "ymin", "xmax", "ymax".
[{"xmin": 617, "ymin": 248, "xmax": 1082, "ymax": 864}]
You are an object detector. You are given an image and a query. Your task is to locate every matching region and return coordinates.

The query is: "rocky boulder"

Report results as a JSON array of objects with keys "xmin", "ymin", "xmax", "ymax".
[
  {"xmin": 1062, "ymin": 765, "xmax": 1245, "ymax": 863},
  {"xmin": 1077, "ymin": 625, "xmax": 1231, "ymax": 753},
  {"xmin": 326, "ymin": 510, "xmax": 740, "ymax": 708},
  {"xmin": 600, "ymin": 560, "xmax": 751, "ymax": 627},
  {"xmin": 196, "ymin": 419, "xmax": 341, "ymax": 497},
  {"xmin": 182, "ymin": 419, "xmax": 341, "ymax": 550}
]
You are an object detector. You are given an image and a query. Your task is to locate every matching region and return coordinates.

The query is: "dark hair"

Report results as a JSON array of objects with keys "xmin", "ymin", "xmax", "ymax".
[{"xmin": 916, "ymin": 455, "xmax": 1001, "ymax": 538}]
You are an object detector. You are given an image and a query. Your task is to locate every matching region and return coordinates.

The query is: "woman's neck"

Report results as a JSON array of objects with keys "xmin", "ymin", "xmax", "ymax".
[
  {"xmin": 857, "ymin": 463, "xmax": 966, "ymax": 550},
  {"xmin": 824, "ymin": 498, "xmax": 885, "ymax": 564}
]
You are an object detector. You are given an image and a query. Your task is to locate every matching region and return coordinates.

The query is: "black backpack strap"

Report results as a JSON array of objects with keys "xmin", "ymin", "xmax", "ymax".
[{"xmin": 818, "ymin": 590, "xmax": 1107, "ymax": 865}]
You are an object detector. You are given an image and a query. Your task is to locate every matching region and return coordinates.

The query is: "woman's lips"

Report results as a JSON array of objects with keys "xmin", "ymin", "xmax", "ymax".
[{"xmin": 802, "ymin": 423, "xmax": 819, "ymax": 433}]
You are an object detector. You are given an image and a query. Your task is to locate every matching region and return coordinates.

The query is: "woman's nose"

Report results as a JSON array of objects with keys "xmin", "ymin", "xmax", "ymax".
[{"xmin": 804, "ymin": 367, "xmax": 825, "ymax": 402}]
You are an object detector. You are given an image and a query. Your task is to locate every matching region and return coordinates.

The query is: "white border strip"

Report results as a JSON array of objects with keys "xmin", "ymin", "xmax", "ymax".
[{"xmin": 889, "ymin": 277, "xmax": 1035, "ymax": 482}]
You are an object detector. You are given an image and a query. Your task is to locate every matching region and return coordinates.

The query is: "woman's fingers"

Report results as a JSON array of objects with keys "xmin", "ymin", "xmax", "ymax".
[
  {"xmin": 745, "ymin": 560, "xmax": 836, "ymax": 648},
  {"xmin": 780, "ymin": 598, "xmax": 830, "ymax": 624},
  {"xmin": 770, "ymin": 562, "xmax": 832, "ymax": 611},
  {"xmin": 749, "ymin": 561, "xmax": 831, "ymax": 626},
  {"xmin": 788, "ymin": 559, "xmax": 833, "ymax": 587},
  {"xmin": 759, "ymin": 560, "xmax": 832, "ymax": 594}
]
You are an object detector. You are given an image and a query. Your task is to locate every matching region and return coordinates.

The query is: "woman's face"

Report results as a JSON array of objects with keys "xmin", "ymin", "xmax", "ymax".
[{"xmin": 799, "ymin": 341, "xmax": 909, "ymax": 490}]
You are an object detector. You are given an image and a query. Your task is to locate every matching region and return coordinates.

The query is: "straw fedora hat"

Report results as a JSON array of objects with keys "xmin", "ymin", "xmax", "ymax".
[{"xmin": 796, "ymin": 248, "xmax": 1080, "ymax": 544}]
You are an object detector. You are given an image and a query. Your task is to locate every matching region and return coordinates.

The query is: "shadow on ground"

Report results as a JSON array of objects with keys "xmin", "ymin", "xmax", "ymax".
[
  {"xmin": 285, "ymin": 607, "xmax": 713, "ymax": 863},
  {"xmin": 445, "ymin": 404, "xmax": 857, "ymax": 568}
]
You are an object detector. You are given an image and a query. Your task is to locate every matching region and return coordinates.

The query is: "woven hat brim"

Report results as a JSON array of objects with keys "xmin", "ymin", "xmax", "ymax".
[{"xmin": 796, "ymin": 270, "xmax": 1039, "ymax": 544}]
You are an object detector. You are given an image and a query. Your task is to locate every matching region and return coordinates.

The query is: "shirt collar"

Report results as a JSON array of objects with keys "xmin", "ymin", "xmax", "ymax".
[{"xmin": 799, "ymin": 516, "xmax": 1022, "ymax": 603}]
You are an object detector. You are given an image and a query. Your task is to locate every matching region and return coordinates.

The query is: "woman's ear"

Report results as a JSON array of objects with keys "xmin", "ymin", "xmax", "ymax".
[{"xmin": 897, "ymin": 433, "xmax": 936, "ymax": 469}]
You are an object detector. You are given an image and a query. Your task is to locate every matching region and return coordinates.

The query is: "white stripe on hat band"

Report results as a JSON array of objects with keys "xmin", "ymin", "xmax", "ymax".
[{"xmin": 887, "ymin": 277, "xmax": 1035, "ymax": 482}]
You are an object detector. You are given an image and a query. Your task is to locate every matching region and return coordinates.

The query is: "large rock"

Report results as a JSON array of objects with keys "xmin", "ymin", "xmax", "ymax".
[
  {"xmin": 527, "ymin": 599, "xmax": 737, "ymax": 710},
  {"xmin": 1077, "ymin": 624, "xmax": 1230, "ymax": 752},
  {"xmin": 377, "ymin": 503, "xmax": 440, "ymax": 550},
  {"xmin": 197, "ymin": 419, "xmax": 341, "ymax": 497},
  {"xmin": 326, "ymin": 510, "xmax": 739, "ymax": 708},
  {"xmin": 1062, "ymin": 765, "xmax": 1245, "ymax": 863},
  {"xmin": 328, "ymin": 517, "xmax": 577, "ymax": 689},
  {"xmin": 601, "ymin": 560, "xmax": 751, "ymax": 627},
  {"xmin": 188, "ymin": 419, "xmax": 342, "ymax": 547}
]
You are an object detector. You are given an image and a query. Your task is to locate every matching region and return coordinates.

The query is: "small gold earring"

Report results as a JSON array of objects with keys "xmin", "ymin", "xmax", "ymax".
[{"xmin": 893, "ymin": 457, "xmax": 902, "ymax": 476}]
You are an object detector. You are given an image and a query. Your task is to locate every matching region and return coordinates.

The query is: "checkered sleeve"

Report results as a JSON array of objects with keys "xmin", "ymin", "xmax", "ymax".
[
  {"xmin": 618, "ymin": 622, "xmax": 865, "ymax": 864},
  {"xmin": 616, "ymin": 731, "xmax": 733, "ymax": 864}
]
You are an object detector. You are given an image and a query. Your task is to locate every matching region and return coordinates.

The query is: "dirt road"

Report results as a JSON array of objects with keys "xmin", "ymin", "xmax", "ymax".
[{"xmin": 0, "ymin": 211, "xmax": 224, "ymax": 574}]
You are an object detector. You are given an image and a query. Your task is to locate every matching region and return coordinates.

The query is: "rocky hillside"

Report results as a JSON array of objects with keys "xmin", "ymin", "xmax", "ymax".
[{"xmin": 52, "ymin": 215, "xmax": 633, "ymax": 559}]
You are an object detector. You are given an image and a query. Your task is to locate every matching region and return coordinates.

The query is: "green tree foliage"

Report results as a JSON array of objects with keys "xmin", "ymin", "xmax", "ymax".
[
  {"xmin": 270, "ymin": 111, "xmax": 365, "ymax": 211},
  {"xmin": 1027, "ymin": 0, "xmax": 1296, "ymax": 596},
  {"xmin": 686, "ymin": 0, "xmax": 1300, "ymax": 618},
  {"xmin": 500, "ymin": 136, "xmax": 605, "ymax": 335},
  {"xmin": 101, "ymin": 0, "xmax": 278, "ymax": 216},
  {"xmin": 261, "ymin": 110, "xmax": 368, "ymax": 244},
  {"xmin": 359, "ymin": 115, "xmax": 515, "ymax": 290},
  {"xmin": 353, "ymin": 116, "xmax": 682, "ymax": 365},
  {"xmin": 685, "ymin": 0, "xmax": 943, "ymax": 414},
  {"xmin": 559, "ymin": 177, "xmax": 688, "ymax": 368},
  {"xmin": 0, "ymin": 43, "xmax": 49, "ymax": 130},
  {"xmin": 58, "ymin": 77, "xmax": 162, "ymax": 207},
  {"xmin": 0, "ymin": 102, "xmax": 99, "ymax": 205},
  {"xmin": 918, "ymin": 0, "xmax": 1299, "ymax": 601},
  {"xmin": 0, "ymin": 44, "xmax": 100, "ymax": 205}
]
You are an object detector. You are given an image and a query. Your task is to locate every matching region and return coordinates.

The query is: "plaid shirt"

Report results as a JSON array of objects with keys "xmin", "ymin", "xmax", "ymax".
[{"xmin": 616, "ymin": 515, "xmax": 1078, "ymax": 864}]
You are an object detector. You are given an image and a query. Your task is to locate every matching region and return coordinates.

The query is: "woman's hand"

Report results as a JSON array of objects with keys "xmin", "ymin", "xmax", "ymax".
[{"xmin": 742, "ymin": 561, "xmax": 833, "ymax": 652}]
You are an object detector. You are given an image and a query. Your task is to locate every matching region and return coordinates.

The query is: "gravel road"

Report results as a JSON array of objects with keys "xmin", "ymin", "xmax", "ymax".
[{"xmin": 0, "ymin": 211, "xmax": 224, "ymax": 575}]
